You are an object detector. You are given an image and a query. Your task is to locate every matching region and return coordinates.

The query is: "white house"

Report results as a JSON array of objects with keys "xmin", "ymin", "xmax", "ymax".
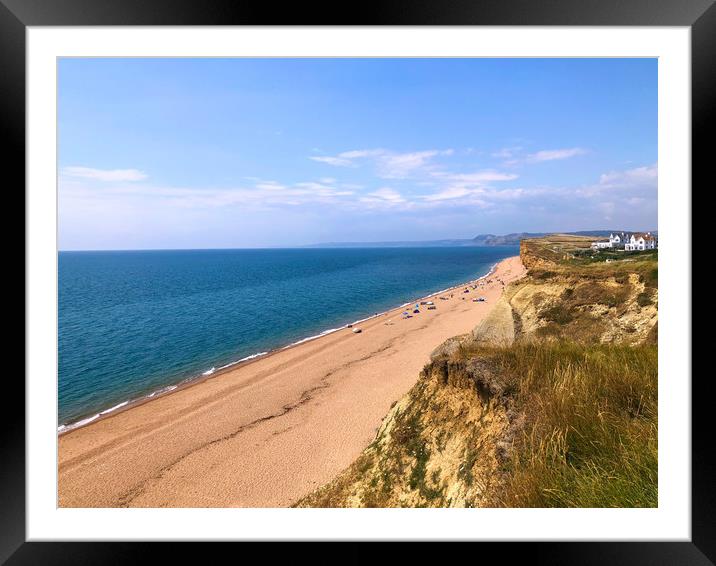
[
  {"xmin": 609, "ymin": 232, "xmax": 628, "ymax": 248},
  {"xmin": 591, "ymin": 241, "xmax": 612, "ymax": 250},
  {"xmin": 624, "ymin": 232, "xmax": 657, "ymax": 251}
]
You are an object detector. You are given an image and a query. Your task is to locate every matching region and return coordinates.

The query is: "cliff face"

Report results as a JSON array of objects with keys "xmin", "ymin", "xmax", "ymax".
[
  {"xmin": 297, "ymin": 355, "xmax": 511, "ymax": 508},
  {"xmin": 514, "ymin": 236, "xmax": 658, "ymax": 345},
  {"xmin": 296, "ymin": 239, "xmax": 658, "ymax": 508}
]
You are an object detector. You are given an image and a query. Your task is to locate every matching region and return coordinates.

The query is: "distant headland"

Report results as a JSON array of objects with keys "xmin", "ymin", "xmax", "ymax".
[{"xmin": 303, "ymin": 230, "xmax": 657, "ymax": 248}]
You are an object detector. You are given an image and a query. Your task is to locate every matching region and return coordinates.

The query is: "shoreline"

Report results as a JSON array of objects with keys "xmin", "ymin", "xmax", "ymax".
[
  {"xmin": 58, "ymin": 255, "xmax": 526, "ymax": 508},
  {"xmin": 58, "ymin": 261, "xmax": 502, "ymax": 436}
]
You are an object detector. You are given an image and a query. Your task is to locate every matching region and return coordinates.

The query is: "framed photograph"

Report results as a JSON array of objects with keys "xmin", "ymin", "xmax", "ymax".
[{"xmin": 7, "ymin": 0, "xmax": 708, "ymax": 562}]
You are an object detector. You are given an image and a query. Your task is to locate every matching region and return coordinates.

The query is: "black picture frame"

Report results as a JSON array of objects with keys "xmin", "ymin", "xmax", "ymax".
[{"xmin": 5, "ymin": 0, "xmax": 707, "ymax": 563}]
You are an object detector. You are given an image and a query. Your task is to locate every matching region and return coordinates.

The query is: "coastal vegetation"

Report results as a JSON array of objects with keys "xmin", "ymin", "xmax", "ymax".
[{"xmin": 296, "ymin": 235, "xmax": 658, "ymax": 508}]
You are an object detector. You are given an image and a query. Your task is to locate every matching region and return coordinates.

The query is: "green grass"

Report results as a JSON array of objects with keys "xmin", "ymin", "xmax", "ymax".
[
  {"xmin": 569, "ymin": 248, "xmax": 658, "ymax": 266},
  {"xmin": 457, "ymin": 341, "xmax": 657, "ymax": 508}
]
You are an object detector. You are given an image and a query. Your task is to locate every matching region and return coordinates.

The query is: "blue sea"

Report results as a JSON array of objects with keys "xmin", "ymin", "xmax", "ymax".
[{"xmin": 58, "ymin": 246, "xmax": 518, "ymax": 429}]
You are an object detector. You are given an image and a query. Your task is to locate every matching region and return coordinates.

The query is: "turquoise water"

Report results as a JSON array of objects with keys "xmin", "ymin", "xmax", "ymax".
[{"xmin": 58, "ymin": 246, "xmax": 517, "ymax": 428}]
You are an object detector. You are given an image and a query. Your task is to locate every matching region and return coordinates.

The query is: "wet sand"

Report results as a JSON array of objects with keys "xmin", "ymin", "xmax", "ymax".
[{"xmin": 58, "ymin": 255, "xmax": 526, "ymax": 507}]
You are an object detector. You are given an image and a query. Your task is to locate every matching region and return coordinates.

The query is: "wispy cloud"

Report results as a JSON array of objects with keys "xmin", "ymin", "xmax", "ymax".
[
  {"xmin": 491, "ymin": 146, "xmax": 523, "ymax": 159},
  {"xmin": 525, "ymin": 148, "xmax": 587, "ymax": 163},
  {"xmin": 576, "ymin": 163, "xmax": 657, "ymax": 199},
  {"xmin": 422, "ymin": 186, "xmax": 478, "ymax": 202},
  {"xmin": 309, "ymin": 156, "xmax": 354, "ymax": 167},
  {"xmin": 62, "ymin": 166, "xmax": 148, "ymax": 182},
  {"xmin": 419, "ymin": 168, "xmax": 520, "ymax": 204},
  {"xmin": 309, "ymin": 147, "xmax": 524, "ymax": 209},
  {"xmin": 378, "ymin": 150, "xmax": 453, "ymax": 178},
  {"xmin": 61, "ymin": 174, "xmax": 357, "ymax": 210},
  {"xmin": 420, "ymin": 186, "xmax": 550, "ymax": 206},
  {"xmin": 339, "ymin": 149, "xmax": 386, "ymax": 159},
  {"xmin": 491, "ymin": 147, "xmax": 588, "ymax": 166},
  {"xmin": 416, "ymin": 162, "xmax": 657, "ymax": 221},
  {"xmin": 309, "ymin": 149, "xmax": 386, "ymax": 168},
  {"xmin": 359, "ymin": 187, "xmax": 406, "ymax": 207},
  {"xmin": 597, "ymin": 164, "xmax": 657, "ymax": 188},
  {"xmin": 61, "ymin": 159, "xmax": 656, "ymax": 234},
  {"xmin": 432, "ymin": 170, "xmax": 519, "ymax": 184},
  {"xmin": 309, "ymin": 148, "xmax": 453, "ymax": 178}
]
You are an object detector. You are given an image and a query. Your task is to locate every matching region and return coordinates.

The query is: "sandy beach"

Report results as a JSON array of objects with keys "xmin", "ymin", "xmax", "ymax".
[{"xmin": 58, "ymin": 255, "xmax": 525, "ymax": 507}]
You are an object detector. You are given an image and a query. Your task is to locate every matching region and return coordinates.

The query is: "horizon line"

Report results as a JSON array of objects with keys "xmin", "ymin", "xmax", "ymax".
[{"xmin": 58, "ymin": 228, "xmax": 658, "ymax": 253}]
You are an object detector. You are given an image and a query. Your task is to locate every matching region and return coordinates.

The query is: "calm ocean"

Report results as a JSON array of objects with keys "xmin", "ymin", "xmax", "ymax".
[{"xmin": 58, "ymin": 246, "xmax": 518, "ymax": 429}]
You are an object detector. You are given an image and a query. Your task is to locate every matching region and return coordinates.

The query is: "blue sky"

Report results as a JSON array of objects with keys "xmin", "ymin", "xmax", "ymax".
[{"xmin": 58, "ymin": 58, "xmax": 657, "ymax": 250}]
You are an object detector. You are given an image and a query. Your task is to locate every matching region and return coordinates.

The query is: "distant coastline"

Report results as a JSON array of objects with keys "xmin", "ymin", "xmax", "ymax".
[
  {"xmin": 58, "ymin": 229, "xmax": 658, "ymax": 253},
  {"xmin": 302, "ymin": 230, "xmax": 658, "ymax": 249}
]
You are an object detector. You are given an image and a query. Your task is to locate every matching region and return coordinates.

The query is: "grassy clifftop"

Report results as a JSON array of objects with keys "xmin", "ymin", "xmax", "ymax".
[
  {"xmin": 296, "ymin": 237, "xmax": 658, "ymax": 508},
  {"xmin": 513, "ymin": 236, "xmax": 658, "ymax": 345}
]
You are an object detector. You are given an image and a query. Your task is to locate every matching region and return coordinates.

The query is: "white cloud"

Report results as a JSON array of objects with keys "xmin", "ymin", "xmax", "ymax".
[
  {"xmin": 368, "ymin": 188, "xmax": 405, "ymax": 202},
  {"xmin": 309, "ymin": 149, "xmax": 387, "ymax": 168},
  {"xmin": 576, "ymin": 163, "xmax": 658, "ymax": 199},
  {"xmin": 62, "ymin": 166, "xmax": 148, "ymax": 182},
  {"xmin": 598, "ymin": 164, "xmax": 658, "ymax": 188},
  {"xmin": 378, "ymin": 150, "xmax": 451, "ymax": 178},
  {"xmin": 358, "ymin": 187, "xmax": 406, "ymax": 207},
  {"xmin": 255, "ymin": 181, "xmax": 287, "ymax": 191},
  {"xmin": 525, "ymin": 148, "xmax": 587, "ymax": 163},
  {"xmin": 420, "ymin": 185, "xmax": 546, "ymax": 205},
  {"xmin": 422, "ymin": 186, "xmax": 478, "ymax": 202},
  {"xmin": 491, "ymin": 146, "xmax": 522, "ymax": 159},
  {"xmin": 61, "ymin": 154, "xmax": 656, "ymax": 232},
  {"xmin": 309, "ymin": 156, "xmax": 354, "ymax": 167},
  {"xmin": 294, "ymin": 181, "xmax": 355, "ymax": 196},
  {"xmin": 419, "ymin": 168, "xmax": 519, "ymax": 204},
  {"xmin": 61, "ymin": 175, "xmax": 358, "ymax": 210},
  {"xmin": 433, "ymin": 170, "xmax": 519, "ymax": 184},
  {"xmin": 309, "ymin": 148, "xmax": 453, "ymax": 178},
  {"xmin": 339, "ymin": 149, "xmax": 386, "ymax": 159}
]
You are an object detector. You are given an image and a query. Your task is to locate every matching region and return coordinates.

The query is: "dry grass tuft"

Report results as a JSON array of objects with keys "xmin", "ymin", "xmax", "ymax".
[{"xmin": 463, "ymin": 341, "xmax": 658, "ymax": 508}]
